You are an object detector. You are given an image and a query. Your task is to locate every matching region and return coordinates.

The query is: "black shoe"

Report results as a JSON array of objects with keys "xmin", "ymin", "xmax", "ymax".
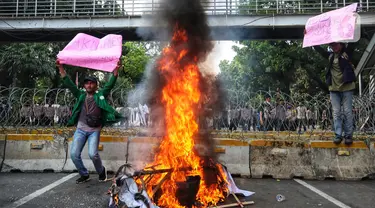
[
  {"xmin": 76, "ymin": 175, "xmax": 90, "ymax": 184},
  {"xmin": 99, "ymin": 167, "xmax": 107, "ymax": 182},
  {"xmin": 333, "ymin": 135, "xmax": 342, "ymax": 144},
  {"xmin": 344, "ymin": 136, "xmax": 353, "ymax": 145}
]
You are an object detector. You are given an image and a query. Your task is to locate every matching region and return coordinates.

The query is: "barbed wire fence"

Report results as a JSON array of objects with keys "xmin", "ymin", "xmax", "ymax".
[
  {"xmin": 0, "ymin": 85, "xmax": 374, "ymax": 140},
  {"xmin": 214, "ymin": 89, "xmax": 375, "ymax": 140}
]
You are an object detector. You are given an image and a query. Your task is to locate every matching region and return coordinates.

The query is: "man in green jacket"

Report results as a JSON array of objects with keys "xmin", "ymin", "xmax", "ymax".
[{"xmin": 56, "ymin": 59, "xmax": 123, "ymax": 184}]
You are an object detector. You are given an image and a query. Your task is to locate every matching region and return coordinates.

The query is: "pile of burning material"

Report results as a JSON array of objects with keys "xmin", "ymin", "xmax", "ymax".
[
  {"xmin": 108, "ymin": 0, "xmax": 254, "ymax": 207},
  {"xmin": 108, "ymin": 163, "xmax": 254, "ymax": 208},
  {"xmin": 108, "ymin": 164, "xmax": 156, "ymax": 208}
]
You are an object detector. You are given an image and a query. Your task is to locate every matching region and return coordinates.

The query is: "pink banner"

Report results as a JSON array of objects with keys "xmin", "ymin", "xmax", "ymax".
[
  {"xmin": 57, "ymin": 33, "xmax": 123, "ymax": 72},
  {"xmin": 303, "ymin": 3, "xmax": 358, "ymax": 48}
]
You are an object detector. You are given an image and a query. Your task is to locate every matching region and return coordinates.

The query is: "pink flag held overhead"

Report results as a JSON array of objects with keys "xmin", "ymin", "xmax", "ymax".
[
  {"xmin": 303, "ymin": 3, "xmax": 360, "ymax": 48},
  {"xmin": 57, "ymin": 33, "xmax": 123, "ymax": 72}
]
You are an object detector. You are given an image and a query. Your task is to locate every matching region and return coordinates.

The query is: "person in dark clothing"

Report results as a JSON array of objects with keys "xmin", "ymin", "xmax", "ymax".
[
  {"xmin": 259, "ymin": 95, "xmax": 273, "ymax": 131},
  {"xmin": 313, "ymin": 42, "xmax": 356, "ymax": 145},
  {"xmin": 296, "ymin": 103, "xmax": 307, "ymax": 134},
  {"xmin": 321, "ymin": 109, "xmax": 328, "ymax": 130},
  {"xmin": 275, "ymin": 100, "xmax": 286, "ymax": 131},
  {"xmin": 57, "ymin": 59, "xmax": 123, "ymax": 184},
  {"xmin": 229, "ymin": 108, "xmax": 240, "ymax": 131}
]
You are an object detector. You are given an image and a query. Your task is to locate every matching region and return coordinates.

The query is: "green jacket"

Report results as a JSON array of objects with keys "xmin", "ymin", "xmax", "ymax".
[{"xmin": 62, "ymin": 75, "xmax": 123, "ymax": 127}]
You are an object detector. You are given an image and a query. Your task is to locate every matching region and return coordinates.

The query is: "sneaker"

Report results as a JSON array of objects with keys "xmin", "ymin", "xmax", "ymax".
[
  {"xmin": 344, "ymin": 136, "xmax": 353, "ymax": 145},
  {"xmin": 99, "ymin": 167, "xmax": 107, "ymax": 182},
  {"xmin": 76, "ymin": 175, "xmax": 90, "ymax": 184},
  {"xmin": 333, "ymin": 135, "xmax": 342, "ymax": 145}
]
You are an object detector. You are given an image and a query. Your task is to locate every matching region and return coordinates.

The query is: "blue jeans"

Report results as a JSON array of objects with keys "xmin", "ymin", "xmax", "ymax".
[
  {"xmin": 330, "ymin": 91, "xmax": 354, "ymax": 138},
  {"xmin": 70, "ymin": 128, "xmax": 104, "ymax": 176}
]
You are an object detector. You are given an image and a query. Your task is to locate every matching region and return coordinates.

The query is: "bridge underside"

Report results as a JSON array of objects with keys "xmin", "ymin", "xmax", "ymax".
[
  {"xmin": 1, "ymin": 14, "xmax": 375, "ymax": 42},
  {"xmin": 0, "ymin": 27, "xmax": 308, "ymax": 42}
]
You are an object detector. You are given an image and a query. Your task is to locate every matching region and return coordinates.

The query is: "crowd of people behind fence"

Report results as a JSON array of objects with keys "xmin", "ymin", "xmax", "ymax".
[
  {"xmin": 210, "ymin": 101, "xmax": 338, "ymax": 133},
  {"xmin": 0, "ymin": 93, "xmax": 369, "ymax": 133}
]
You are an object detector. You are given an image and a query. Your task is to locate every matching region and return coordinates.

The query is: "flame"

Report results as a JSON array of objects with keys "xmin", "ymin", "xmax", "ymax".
[
  {"xmin": 114, "ymin": 195, "xmax": 119, "ymax": 205},
  {"xmin": 142, "ymin": 26, "xmax": 228, "ymax": 207}
]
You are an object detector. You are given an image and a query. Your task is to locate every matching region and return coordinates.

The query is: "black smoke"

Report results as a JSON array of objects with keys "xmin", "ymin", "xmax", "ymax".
[
  {"xmin": 144, "ymin": 0, "xmax": 227, "ymax": 163},
  {"xmin": 161, "ymin": 0, "xmax": 213, "ymax": 60}
]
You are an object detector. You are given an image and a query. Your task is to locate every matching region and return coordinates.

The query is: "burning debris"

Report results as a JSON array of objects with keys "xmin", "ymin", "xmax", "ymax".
[
  {"xmin": 109, "ymin": 0, "xmax": 254, "ymax": 207},
  {"xmin": 109, "ymin": 163, "xmax": 253, "ymax": 208}
]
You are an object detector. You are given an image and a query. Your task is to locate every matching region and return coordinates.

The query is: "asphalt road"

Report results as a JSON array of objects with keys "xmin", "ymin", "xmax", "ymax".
[{"xmin": 0, "ymin": 173, "xmax": 374, "ymax": 208}]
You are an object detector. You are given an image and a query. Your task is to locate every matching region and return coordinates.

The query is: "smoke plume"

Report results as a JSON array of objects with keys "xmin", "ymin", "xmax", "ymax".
[{"xmin": 138, "ymin": 0, "xmax": 227, "ymax": 160}]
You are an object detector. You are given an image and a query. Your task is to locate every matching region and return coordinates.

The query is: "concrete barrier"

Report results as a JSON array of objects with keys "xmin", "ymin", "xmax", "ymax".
[
  {"xmin": 0, "ymin": 133, "xmax": 251, "ymax": 176},
  {"xmin": 249, "ymin": 139, "xmax": 375, "ymax": 180},
  {"xmin": 214, "ymin": 139, "xmax": 250, "ymax": 176},
  {"xmin": 0, "ymin": 134, "xmax": 6, "ymax": 171},
  {"xmin": 1, "ymin": 134, "xmax": 66, "ymax": 172},
  {"xmin": 1, "ymin": 132, "xmax": 375, "ymax": 180},
  {"xmin": 310, "ymin": 141, "xmax": 375, "ymax": 180},
  {"xmin": 1, "ymin": 134, "xmax": 151, "ymax": 173},
  {"xmin": 249, "ymin": 139, "xmax": 314, "ymax": 179}
]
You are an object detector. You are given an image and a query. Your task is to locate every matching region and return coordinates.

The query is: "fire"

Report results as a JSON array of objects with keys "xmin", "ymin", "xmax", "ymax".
[{"xmin": 141, "ymin": 26, "xmax": 227, "ymax": 207}]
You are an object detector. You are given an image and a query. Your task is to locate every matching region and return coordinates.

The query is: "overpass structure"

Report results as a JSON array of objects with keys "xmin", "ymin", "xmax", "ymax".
[
  {"xmin": 0, "ymin": 0, "xmax": 375, "ymax": 42},
  {"xmin": 1, "ymin": 0, "xmax": 375, "ymax": 90}
]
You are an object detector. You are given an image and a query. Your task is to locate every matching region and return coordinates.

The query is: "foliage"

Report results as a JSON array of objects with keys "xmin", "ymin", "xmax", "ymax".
[
  {"xmin": 0, "ymin": 40, "xmax": 162, "ymax": 90},
  {"xmin": 218, "ymin": 39, "xmax": 366, "ymax": 102},
  {"xmin": 0, "ymin": 43, "xmax": 56, "ymax": 88},
  {"xmin": 121, "ymin": 42, "xmax": 152, "ymax": 84}
]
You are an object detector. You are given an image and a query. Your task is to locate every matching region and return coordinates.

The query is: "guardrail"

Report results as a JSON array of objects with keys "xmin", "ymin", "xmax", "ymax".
[
  {"xmin": 0, "ymin": 86, "xmax": 374, "ymax": 137},
  {"xmin": 0, "ymin": 0, "xmax": 374, "ymax": 18}
]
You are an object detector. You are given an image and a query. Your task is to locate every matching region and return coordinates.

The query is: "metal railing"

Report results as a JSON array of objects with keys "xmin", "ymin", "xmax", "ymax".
[
  {"xmin": 0, "ymin": 86, "xmax": 375, "ymax": 139},
  {"xmin": 0, "ymin": 0, "xmax": 374, "ymax": 18}
]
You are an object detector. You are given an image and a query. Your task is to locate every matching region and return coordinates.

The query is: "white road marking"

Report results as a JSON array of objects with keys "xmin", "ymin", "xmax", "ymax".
[
  {"xmin": 294, "ymin": 179, "xmax": 351, "ymax": 208},
  {"xmin": 7, "ymin": 173, "xmax": 78, "ymax": 208}
]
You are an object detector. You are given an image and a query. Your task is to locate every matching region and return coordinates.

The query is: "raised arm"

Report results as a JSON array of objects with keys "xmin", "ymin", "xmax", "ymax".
[
  {"xmin": 312, "ymin": 45, "xmax": 330, "ymax": 59},
  {"xmin": 56, "ymin": 60, "xmax": 81, "ymax": 98},
  {"xmin": 344, "ymin": 42, "xmax": 356, "ymax": 59},
  {"xmin": 101, "ymin": 60, "xmax": 121, "ymax": 97}
]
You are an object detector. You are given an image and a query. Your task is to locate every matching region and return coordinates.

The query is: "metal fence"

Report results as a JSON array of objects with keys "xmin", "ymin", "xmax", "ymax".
[
  {"xmin": 0, "ymin": 86, "xmax": 375, "ymax": 138},
  {"xmin": 0, "ymin": 0, "xmax": 374, "ymax": 17}
]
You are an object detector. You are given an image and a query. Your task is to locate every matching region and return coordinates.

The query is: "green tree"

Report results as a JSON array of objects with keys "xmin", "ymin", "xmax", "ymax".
[
  {"xmin": 218, "ymin": 40, "xmax": 366, "ymax": 97},
  {"xmin": 219, "ymin": 40, "xmax": 303, "ymax": 94},
  {"xmin": 0, "ymin": 40, "xmax": 161, "ymax": 94},
  {"xmin": 121, "ymin": 42, "xmax": 151, "ymax": 84},
  {"xmin": 0, "ymin": 42, "xmax": 97, "ymax": 89},
  {"xmin": 0, "ymin": 43, "xmax": 56, "ymax": 88}
]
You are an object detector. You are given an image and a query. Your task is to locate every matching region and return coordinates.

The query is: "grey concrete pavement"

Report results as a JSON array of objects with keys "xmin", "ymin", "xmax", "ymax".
[
  {"xmin": 234, "ymin": 178, "xmax": 335, "ymax": 208},
  {"xmin": 306, "ymin": 180, "xmax": 375, "ymax": 208},
  {"xmin": 0, "ymin": 173, "xmax": 73, "ymax": 208},
  {"xmin": 0, "ymin": 173, "xmax": 373, "ymax": 208}
]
